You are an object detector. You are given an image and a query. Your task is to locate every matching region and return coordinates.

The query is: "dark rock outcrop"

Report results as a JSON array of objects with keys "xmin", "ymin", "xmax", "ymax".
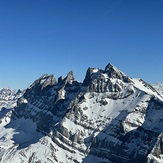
[{"xmin": 4, "ymin": 63, "xmax": 163, "ymax": 163}]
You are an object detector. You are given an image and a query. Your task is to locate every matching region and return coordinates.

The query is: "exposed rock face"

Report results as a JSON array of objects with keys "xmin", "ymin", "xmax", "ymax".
[
  {"xmin": 14, "ymin": 71, "xmax": 81, "ymax": 133},
  {"xmin": 83, "ymin": 63, "xmax": 131, "ymax": 93},
  {"xmin": 26, "ymin": 74, "xmax": 57, "ymax": 95},
  {"xmin": 105, "ymin": 63, "xmax": 131, "ymax": 83},
  {"xmin": 0, "ymin": 63, "xmax": 163, "ymax": 163}
]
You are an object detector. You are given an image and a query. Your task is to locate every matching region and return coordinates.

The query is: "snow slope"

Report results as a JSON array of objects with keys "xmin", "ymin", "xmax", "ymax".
[
  {"xmin": 152, "ymin": 83, "xmax": 163, "ymax": 95},
  {"xmin": 0, "ymin": 64, "xmax": 163, "ymax": 163}
]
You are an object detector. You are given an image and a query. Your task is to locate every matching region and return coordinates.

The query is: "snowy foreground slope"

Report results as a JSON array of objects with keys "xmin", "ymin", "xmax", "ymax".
[{"xmin": 0, "ymin": 64, "xmax": 163, "ymax": 163}]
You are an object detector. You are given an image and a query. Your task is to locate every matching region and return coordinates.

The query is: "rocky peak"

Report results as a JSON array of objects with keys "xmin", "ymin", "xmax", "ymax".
[
  {"xmin": 83, "ymin": 63, "xmax": 131, "ymax": 93},
  {"xmin": 104, "ymin": 63, "xmax": 115, "ymax": 71},
  {"xmin": 29, "ymin": 74, "xmax": 57, "ymax": 89},
  {"xmin": 25, "ymin": 74, "xmax": 57, "ymax": 98},
  {"xmin": 105, "ymin": 63, "xmax": 131, "ymax": 83},
  {"xmin": 63, "ymin": 71, "xmax": 75, "ymax": 85},
  {"xmin": 1, "ymin": 63, "xmax": 163, "ymax": 163},
  {"xmin": 40, "ymin": 74, "xmax": 57, "ymax": 89},
  {"xmin": 104, "ymin": 63, "xmax": 123, "ymax": 78},
  {"xmin": 57, "ymin": 71, "xmax": 75, "ymax": 85},
  {"xmin": 83, "ymin": 67, "xmax": 101, "ymax": 86}
]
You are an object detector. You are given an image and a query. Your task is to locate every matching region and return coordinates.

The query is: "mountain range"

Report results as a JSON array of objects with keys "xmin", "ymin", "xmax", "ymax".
[{"xmin": 0, "ymin": 63, "xmax": 163, "ymax": 163}]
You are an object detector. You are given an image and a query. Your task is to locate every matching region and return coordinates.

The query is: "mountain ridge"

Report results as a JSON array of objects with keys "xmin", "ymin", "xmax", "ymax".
[{"xmin": 0, "ymin": 63, "xmax": 163, "ymax": 163}]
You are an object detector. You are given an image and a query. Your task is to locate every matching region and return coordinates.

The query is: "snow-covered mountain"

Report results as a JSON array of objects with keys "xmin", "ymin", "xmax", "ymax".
[
  {"xmin": 0, "ymin": 63, "xmax": 163, "ymax": 163},
  {"xmin": 152, "ymin": 83, "xmax": 163, "ymax": 95},
  {"xmin": 0, "ymin": 88, "xmax": 23, "ymax": 129},
  {"xmin": 0, "ymin": 88, "xmax": 23, "ymax": 109}
]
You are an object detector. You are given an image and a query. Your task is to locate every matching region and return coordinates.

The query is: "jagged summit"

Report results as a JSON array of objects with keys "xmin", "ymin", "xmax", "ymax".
[
  {"xmin": 59, "ymin": 71, "xmax": 76, "ymax": 85},
  {"xmin": 83, "ymin": 67, "xmax": 101, "ymax": 86},
  {"xmin": 105, "ymin": 63, "xmax": 131, "ymax": 82},
  {"xmin": 82, "ymin": 63, "xmax": 132, "ymax": 93},
  {"xmin": 29, "ymin": 74, "xmax": 57, "ymax": 89},
  {"xmin": 105, "ymin": 63, "xmax": 123, "ymax": 76},
  {"xmin": 105, "ymin": 63, "xmax": 117, "ymax": 71},
  {"xmin": 0, "ymin": 63, "xmax": 163, "ymax": 163}
]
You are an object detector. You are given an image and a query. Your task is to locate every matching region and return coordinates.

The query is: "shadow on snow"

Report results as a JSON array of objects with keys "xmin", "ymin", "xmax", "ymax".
[{"xmin": 83, "ymin": 97, "xmax": 163, "ymax": 163}]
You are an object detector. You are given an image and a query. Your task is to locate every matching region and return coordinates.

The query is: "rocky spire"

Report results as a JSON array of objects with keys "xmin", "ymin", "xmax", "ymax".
[
  {"xmin": 105, "ymin": 63, "xmax": 131, "ymax": 83},
  {"xmin": 29, "ymin": 74, "xmax": 57, "ymax": 89},
  {"xmin": 63, "ymin": 71, "xmax": 75, "ymax": 85},
  {"xmin": 83, "ymin": 67, "xmax": 100, "ymax": 86},
  {"xmin": 25, "ymin": 74, "xmax": 57, "ymax": 97}
]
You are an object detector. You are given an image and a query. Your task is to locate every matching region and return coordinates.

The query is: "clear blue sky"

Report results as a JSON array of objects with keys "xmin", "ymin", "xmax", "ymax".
[{"xmin": 0, "ymin": 0, "xmax": 163, "ymax": 89}]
